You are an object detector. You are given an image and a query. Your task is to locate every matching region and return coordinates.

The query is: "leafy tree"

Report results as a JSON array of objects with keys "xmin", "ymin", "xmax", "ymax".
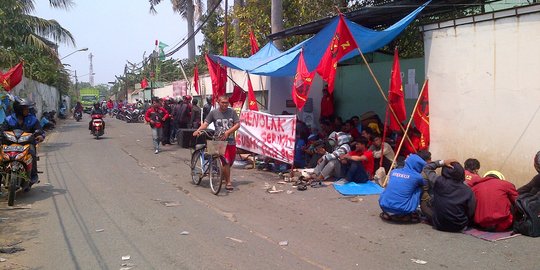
[
  {"xmin": 0, "ymin": 0, "xmax": 76, "ymax": 95},
  {"xmin": 148, "ymin": 0, "xmax": 204, "ymax": 61}
]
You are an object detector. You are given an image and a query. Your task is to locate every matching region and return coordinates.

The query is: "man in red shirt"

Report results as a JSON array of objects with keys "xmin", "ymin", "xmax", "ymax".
[
  {"xmin": 339, "ymin": 137, "xmax": 374, "ymax": 183},
  {"xmin": 320, "ymin": 86, "xmax": 334, "ymax": 120},
  {"xmin": 144, "ymin": 97, "xmax": 170, "ymax": 154},
  {"xmin": 469, "ymin": 170, "xmax": 518, "ymax": 231},
  {"xmin": 464, "ymin": 158, "xmax": 482, "ymax": 187}
]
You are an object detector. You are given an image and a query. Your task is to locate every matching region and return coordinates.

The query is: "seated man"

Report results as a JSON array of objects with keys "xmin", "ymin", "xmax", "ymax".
[
  {"xmin": 339, "ymin": 137, "xmax": 374, "ymax": 183},
  {"xmin": 342, "ymin": 120, "xmax": 361, "ymax": 141},
  {"xmin": 517, "ymin": 151, "xmax": 540, "ymax": 195},
  {"xmin": 469, "ymin": 170, "xmax": 518, "ymax": 231},
  {"xmin": 309, "ymin": 132, "xmax": 351, "ymax": 183},
  {"xmin": 369, "ymin": 134, "xmax": 395, "ymax": 173},
  {"xmin": 424, "ymin": 160, "xmax": 476, "ymax": 232},
  {"xmin": 464, "ymin": 158, "xmax": 481, "ymax": 186},
  {"xmin": 379, "ymin": 154, "xmax": 426, "ymax": 223}
]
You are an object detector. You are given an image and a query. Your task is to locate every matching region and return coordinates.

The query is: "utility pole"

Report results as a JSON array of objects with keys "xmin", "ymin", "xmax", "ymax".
[
  {"xmin": 89, "ymin": 53, "xmax": 94, "ymax": 86},
  {"xmin": 74, "ymin": 70, "xmax": 79, "ymax": 101}
]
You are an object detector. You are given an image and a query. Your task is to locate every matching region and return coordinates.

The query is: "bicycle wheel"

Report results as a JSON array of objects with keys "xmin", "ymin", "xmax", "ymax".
[
  {"xmin": 208, "ymin": 156, "xmax": 223, "ymax": 195},
  {"xmin": 190, "ymin": 150, "xmax": 203, "ymax": 185}
]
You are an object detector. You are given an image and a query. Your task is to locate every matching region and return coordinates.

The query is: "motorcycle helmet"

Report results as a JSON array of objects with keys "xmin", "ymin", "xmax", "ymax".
[
  {"xmin": 534, "ymin": 151, "xmax": 540, "ymax": 174},
  {"xmin": 13, "ymin": 97, "xmax": 34, "ymax": 116}
]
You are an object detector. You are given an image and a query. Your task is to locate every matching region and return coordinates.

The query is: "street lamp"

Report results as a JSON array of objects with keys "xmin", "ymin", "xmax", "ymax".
[{"xmin": 60, "ymin": 47, "xmax": 89, "ymax": 60}]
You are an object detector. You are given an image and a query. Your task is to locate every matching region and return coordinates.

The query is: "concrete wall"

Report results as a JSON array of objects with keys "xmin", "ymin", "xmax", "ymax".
[
  {"xmin": 335, "ymin": 56, "xmax": 425, "ymax": 122},
  {"xmin": 423, "ymin": 5, "xmax": 540, "ymax": 186},
  {"xmin": 9, "ymin": 77, "xmax": 61, "ymax": 118}
]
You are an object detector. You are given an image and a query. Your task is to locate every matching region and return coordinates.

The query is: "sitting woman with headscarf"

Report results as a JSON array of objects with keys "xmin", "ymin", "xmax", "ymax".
[{"xmin": 517, "ymin": 151, "xmax": 540, "ymax": 195}]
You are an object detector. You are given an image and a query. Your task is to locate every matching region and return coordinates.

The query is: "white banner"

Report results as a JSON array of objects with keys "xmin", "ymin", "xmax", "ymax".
[{"xmin": 236, "ymin": 110, "xmax": 297, "ymax": 164}]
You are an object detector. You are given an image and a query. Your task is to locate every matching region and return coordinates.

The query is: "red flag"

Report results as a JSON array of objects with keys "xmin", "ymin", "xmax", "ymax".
[
  {"xmin": 388, "ymin": 47, "xmax": 406, "ymax": 131},
  {"xmin": 193, "ymin": 66, "xmax": 200, "ymax": 94},
  {"xmin": 247, "ymin": 74, "xmax": 258, "ymax": 111},
  {"xmin": 0, "ymin": 62, "xmax": 24, "ymax": 91},
  {"xmin": 140, "ymin": 77, "xmax": 148, "ymax": 89},
  {"xmin": 205, "ymin": 54, "xmax": 227, "ymax": 104},
  {"xmin": 292, "ymin": 50, "xmax": 315, "ymax": 111},
  {"xmin": 249, "ymin": 30, "xmax": 260, "ymax": 55},
  {"xmin": 229, "ymin": 84, "xmax": 246, "ymax": 107},
  {"xmin": 316, "ymin": 15, "xmax": 358, "ymax": 94},
  {"xmin": 413, "ymin": 80, "xmax": 430, "ymax": 150},
  {"xmin": 223, "ymin": 42, "xmax": 228, "ymax": 56}
]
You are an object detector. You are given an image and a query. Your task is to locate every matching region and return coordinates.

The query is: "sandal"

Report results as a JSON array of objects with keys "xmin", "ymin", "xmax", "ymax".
[
  {"xmin": 310, "ymin": 181, "xmax": 326, "ymax": 188},
  {"xmin": 297, "ymin": 184, "xmax": 307, "ymax": 191},
  {"xmin": 225, "ymin": 184, "xmax": 234, "ymax": 191}
]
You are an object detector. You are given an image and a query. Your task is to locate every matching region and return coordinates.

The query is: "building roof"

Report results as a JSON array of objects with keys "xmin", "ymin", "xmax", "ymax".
[{"xmin": 267, "ymin": 0, "xmax": 485, "ymax": 40}]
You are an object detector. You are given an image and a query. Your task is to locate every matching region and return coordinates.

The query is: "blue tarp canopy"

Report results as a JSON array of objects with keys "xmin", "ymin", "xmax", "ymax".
[{"xmin": 210, "ymin": 1, "xmax": 430, "ymax": 77}]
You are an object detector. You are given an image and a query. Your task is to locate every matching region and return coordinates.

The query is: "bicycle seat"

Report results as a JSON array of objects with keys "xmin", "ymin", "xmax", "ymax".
[{"xmin": 195, "ymin": 144, "xmax": 205, "ymax": 151}]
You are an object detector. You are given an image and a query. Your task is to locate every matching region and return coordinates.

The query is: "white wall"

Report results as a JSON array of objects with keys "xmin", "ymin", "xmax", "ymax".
[
  {"xmin": 10, "ymin": 77, "xmax": 60, "ymax": 118},
  {"xmin": 423, "ymin": 6, "xmax": 540, "ymax": 186}
]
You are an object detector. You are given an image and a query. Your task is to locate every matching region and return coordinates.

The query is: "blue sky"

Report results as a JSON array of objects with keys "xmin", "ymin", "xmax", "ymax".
[{"xmin": 34, "ymin": 0, "xmax": 204, "ymax": 85}]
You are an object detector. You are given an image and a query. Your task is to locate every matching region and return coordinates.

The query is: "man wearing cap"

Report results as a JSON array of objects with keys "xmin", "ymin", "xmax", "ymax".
[{"xmin": 468, "ymin": 170, "xmax": 518, "ymax": 231}]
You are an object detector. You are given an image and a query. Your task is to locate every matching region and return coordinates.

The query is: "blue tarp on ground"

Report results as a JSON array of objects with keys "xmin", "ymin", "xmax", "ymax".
[{"xmin": 210, "ymin": 1, "xmax": 430, "ymax": 77}]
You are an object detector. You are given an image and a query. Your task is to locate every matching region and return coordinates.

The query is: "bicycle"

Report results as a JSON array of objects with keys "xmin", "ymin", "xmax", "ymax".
[{"xmin": 190, "ymin": 129, "xmax": 227, "ymax": 195}]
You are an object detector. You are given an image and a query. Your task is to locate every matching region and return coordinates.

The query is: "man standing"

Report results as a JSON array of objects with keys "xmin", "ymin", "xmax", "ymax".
[
  {"xmin": 193, "ymin": 95, "xmax": 240, "ymax": 191},
  {"xmin": 144, "ymin": 98, "xmax": 170, "ymax": 154}
]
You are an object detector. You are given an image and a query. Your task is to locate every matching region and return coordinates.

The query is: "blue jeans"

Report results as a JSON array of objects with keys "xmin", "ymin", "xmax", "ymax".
[
  {"xmin": 344, "ymin": 161, "xmax": 369, "ymax": 183},
  {"xmin": 151, "ymin": 127, "xmax": 163, "ymax": 151}
]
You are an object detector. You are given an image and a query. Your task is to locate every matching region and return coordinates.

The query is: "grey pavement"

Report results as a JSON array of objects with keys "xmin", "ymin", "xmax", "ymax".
[{"xmin": 0, "ymin": 116, "xmax": 536, "ymax": 270}]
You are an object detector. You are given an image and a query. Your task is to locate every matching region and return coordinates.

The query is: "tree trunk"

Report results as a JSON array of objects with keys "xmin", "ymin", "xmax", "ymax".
[
  {"xmin": 271, "ymin": 0, "xmax": 284, "ymax": 49},
  {"xmin": 207, "ymin": 0, "xmax": 220, "ymax": 12},
  {"xmin": 233, "ymin": 0, "xmax": 243, "ymax": 41},
  {"xmin": 187, "ymin": 0, "xmax": 196, "ymax": 61}
]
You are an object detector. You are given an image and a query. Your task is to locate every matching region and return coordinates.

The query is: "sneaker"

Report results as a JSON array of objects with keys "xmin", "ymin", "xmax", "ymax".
[
  {"xmin": 154, "ymin": 150, "xmax": 159, "ymax": 154},
  {"xmin": 334, "ymin": 178, "xmax": 348, "ymax": 185}
]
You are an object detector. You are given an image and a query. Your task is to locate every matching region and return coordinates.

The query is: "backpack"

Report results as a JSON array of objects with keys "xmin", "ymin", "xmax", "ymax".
[{"xmin": 513, "ymin": 191, "xmax": 540, "ymax": 237}]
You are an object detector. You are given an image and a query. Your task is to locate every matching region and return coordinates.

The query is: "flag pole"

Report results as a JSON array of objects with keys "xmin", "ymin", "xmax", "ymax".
[
  {"xmin": 354, "ymin": 46, "xmax": 417, "ymax": 152},
  {"xmin": 382, "ymin": 79, "xmax": 428, "ymax": 187}
]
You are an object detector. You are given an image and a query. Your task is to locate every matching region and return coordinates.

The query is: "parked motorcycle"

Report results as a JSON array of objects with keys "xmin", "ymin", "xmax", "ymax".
[
  {"xmin": 125, "ymin": 108, "xmax": 143, "ymax": 123},
  {"xmin": 0, "ymin": 129, "xmax": 36, "ymax": 206},
  {"xmin": 74, "ymin": 111, "xmax": 82, "ymax": 122},
  {"xmin": 58, "ymin": 107, "xmax": 67, "ymax": 119},
  {"xmin": 90, "ymin": 114, "xmax": 105, "ymax": 139}
]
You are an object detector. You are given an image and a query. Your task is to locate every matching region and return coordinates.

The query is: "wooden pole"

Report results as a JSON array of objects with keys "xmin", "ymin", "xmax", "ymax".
[
  {"xmin": 354, "ymin": 47, "xmax": 417, "ymax": 152},
  {"xmin": 382, "ymin": 80, "xmax": 428, "ymax": 187}
]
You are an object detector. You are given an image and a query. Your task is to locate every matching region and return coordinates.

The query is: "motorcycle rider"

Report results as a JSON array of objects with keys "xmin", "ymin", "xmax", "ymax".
[
  {"xmin": 74, "ymin": 101, "xmax": 83, "ymax": 118},
  {"xmin": 2, "ymin": 97, "xmax": 45, "ymax": 190},
  {"xmin": 89, "ymin": 103, "xmax": 105, "ymax": 132}
]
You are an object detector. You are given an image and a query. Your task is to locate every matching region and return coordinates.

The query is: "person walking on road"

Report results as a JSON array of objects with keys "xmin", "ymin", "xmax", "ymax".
[
  {"xmin": 193, "ymin": 95, "xmax": 240, "ymax": 191},
  {"xmin": 145, "ymin": 97, "xmax": 170, "ymax": 154}
]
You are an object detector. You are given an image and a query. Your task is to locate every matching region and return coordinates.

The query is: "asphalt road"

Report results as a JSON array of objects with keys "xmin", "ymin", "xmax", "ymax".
[{"xmin": 0, "ymin": 116, "xmax": 537, "ymax": 270}]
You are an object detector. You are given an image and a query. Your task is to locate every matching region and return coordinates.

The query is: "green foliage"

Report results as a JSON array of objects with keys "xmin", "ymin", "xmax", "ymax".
[{"xmin": 0, "ymin": 0, "xmax": 76, "ymax": 96}]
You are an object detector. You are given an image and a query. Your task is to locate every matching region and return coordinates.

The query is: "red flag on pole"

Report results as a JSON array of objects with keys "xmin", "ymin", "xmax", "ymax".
[
  {"xmin": 193, "ymin": 66, "xmax": 200, "ymax": 94},
  {"xmin": 140, "ymin": 77, "xmax": 148, "ymax": 89},
  {"xmin": 413, "ymin": 80, "xmax": 430, "ymax": 150},
  {"xmin": 316, "ymin": 15, "xmax": 358, "ymax": 94},
  {"xmin": 292, "ymin": 50, "xmax": 315, "ymax": 111},
  {"xmin": 229, "ymin": 84, "xmax": 246, "ymax": 107},
  {"xmin": 247, "ymin": 74, "xmax": 258, "ymax": 111},
  {"xmin": 0, "ymin": 62, "xmax": 24, "ymax": 91},
  {"xmin": 388, "ymin": 47, "xmax": 406, "ymax": 131},
  {"xmin": 249, "ymin": 30, "xmax": 260, "ymax": 55},
  {"xmin": 205, "ymin": 54, "xmax": 227, "ymax": 104}
]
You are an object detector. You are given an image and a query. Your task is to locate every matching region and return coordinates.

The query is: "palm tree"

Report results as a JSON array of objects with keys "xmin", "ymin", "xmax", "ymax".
[
  {"xmin": 149, "ymin": 0, "xmax": 204, "ymax": 61},
  {"xmin": 271, "ymin": 0, "xmax": 283, "ymax": 49},
  {"xmin": 0, "ymin": 0, "xmax": 76, "ymax": 59}
]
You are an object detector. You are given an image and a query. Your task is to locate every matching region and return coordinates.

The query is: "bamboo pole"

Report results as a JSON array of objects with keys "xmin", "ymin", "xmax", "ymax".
[
  {"xmin": 354, "ymin": 47, "xmax": 417, "ymax": 152},
  {"xmin": 381, "ymin": 80, "xmax": 428, "ymax": 187}
]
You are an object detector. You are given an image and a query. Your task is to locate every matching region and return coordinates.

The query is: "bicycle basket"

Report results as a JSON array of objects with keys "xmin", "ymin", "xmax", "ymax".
[{"xmin": 206, "ymin": 140, "xmax": 227, "ymax": 156}]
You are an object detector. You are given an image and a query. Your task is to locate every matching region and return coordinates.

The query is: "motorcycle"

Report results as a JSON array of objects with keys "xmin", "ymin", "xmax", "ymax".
[
  {"xmin": 58, "ymin": 107, "xmax": 67, "ymax": 119},
  {"xmin": 74, "ymin": 111, "xmax": 82, "ymax": 122},
  {"xmin": 0, "ymin": 129, "xmax": 36, "ymax": 206},
  {"xmin": 125, "ymin": 108, "xmax": 143, "ymax": 123},
  {"xmin": 90, "ymin": 114, "xmax": 105, "ymax": 139}
]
